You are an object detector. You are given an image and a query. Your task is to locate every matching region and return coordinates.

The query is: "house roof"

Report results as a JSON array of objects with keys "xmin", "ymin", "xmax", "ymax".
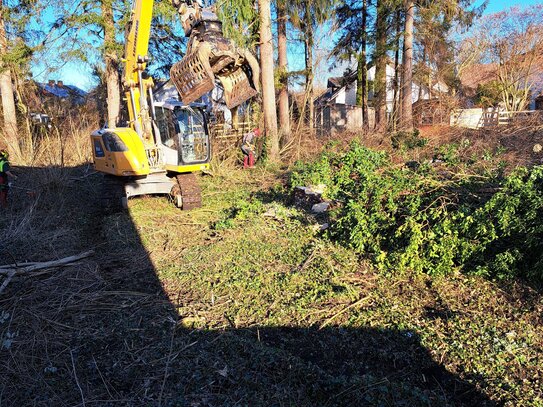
[
  {"xmin": 327, "ymin": 70, "xmax": 357, "ymax": 90},
  {"xmin": 37, "ymin": 82, "xmax": 87, "ymax": 103}
]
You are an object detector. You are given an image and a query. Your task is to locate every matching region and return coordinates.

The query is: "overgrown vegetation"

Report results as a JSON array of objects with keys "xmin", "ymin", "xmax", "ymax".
[
  {"xmin": 2, "ymin": 140, "xmax": 542, "ymax": 405},
  {"xmin": 131, "ymin": 166, "xmax": 542, "ymax": 406},
  {"xmin": 290, "ymin": 141, "xmax": 543, "ymax": 283}
]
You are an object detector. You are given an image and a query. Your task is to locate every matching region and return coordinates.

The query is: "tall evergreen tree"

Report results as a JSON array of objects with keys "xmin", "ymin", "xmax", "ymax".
[
  {"xmin": 332, "ymin": 0, "xmax": 371, "ymax": 130},
  {"xmin": 290, "ymin": 0, "xmax": 335, "ymax": 131},
  {"xmin": 276, "ymin": 0, "xmax": 290, "ymax": 142},
  {"xmin": 101, "ymin": 0, "xmax": 121, "ymax": 128},
  {"xmin": 400, "ymin": 0, "xmax": 414, "ymax": 130},
  {"xmin": 373, "ymin": 0, "xmax": 390, "ymax": 132},
  {"xmin": 51, "ymin": 0, "xmax": 131, "ymax": 128},
  {"xmin": 217, "ymin": 0, "xmax": 259, "ymax": 50}
]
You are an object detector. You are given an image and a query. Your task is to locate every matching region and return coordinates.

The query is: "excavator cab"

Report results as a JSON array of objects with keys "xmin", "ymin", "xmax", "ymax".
[{"xmin": 154, "ymin": 101, "xmax": 211, "ymax": 171}]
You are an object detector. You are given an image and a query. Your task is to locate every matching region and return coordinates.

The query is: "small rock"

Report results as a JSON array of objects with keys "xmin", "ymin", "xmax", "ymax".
[
  {"xmin": 262, "ymin": 208, "xmax": 277, "ymax": 217},
  {"xmin": 311, "ymin": 202, "xmax": 330, "ymax": 214},
  {"xmin": 293, "ymin": 186, "xmax": 324, "ymax": 209},
  {"xmin": 533, "ymin": 144, "xmax": 542, "ymax": 153},
  {"xmin": 310, "ymin": 184, "xmax": 327, "ymax": 194},
  {"xmin": 311, "ymin": 223, "xmax": 329, "ymax": 233}
]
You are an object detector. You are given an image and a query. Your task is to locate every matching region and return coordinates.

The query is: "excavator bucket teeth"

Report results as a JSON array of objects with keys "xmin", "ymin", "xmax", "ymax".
[
  {"xmin": 170, "ymin": 50, "xmax": 215, "ymax": 105},
  {"xmin": 218, "ymin": 68, "xmax": 258, "ymax": 109}
]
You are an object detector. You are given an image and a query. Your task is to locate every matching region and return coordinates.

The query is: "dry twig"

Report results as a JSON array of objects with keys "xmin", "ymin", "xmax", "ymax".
[{"xmin": 319, "ymin": 295, "xmax": 372, "ymax": 330}]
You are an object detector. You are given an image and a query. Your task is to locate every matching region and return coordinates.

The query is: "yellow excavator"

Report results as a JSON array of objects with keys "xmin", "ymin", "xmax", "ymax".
[{"xmin": 91, "ymin": 0, "xmax": 259, "ymax": 210}]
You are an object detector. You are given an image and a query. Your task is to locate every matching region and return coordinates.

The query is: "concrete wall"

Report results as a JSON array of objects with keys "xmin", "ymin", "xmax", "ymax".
[{"xmin": 450, "ymin": 108, "xmax": 484, "ymax": 129}]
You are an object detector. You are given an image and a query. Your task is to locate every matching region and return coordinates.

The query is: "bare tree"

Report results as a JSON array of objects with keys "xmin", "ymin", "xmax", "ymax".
[
  {"xmin": 484, "ymin": 6, "xmax": 543, "ymax": 111},
  {"xmin": 277, "ymin": 0, "xmax": 290, "ymax": 143},
  {"xmin": 464, "ymin": 6, "xmax": 543, "ymax": 112},
  {"xmin": 259, "ymin": 0, "xmax": 279, "ymax": 160}
]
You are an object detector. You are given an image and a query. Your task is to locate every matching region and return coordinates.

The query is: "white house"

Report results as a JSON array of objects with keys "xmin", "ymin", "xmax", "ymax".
[
  {"xmin": 315, "ymin": 64, "xmax": 449, "ymax": 132},
  {"xmin": 322, "ymin": 64, "xmax": 448, "ymax": 113}
]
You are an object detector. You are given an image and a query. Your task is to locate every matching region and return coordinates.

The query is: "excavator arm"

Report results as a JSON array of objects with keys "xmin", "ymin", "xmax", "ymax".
[
  {"xmin": 123, "ymin": 0, "xmax": 155, "ymax": 147},
  {"xmin": 169, "ymin": 0, "xmax": 260, "ymax": 109}
]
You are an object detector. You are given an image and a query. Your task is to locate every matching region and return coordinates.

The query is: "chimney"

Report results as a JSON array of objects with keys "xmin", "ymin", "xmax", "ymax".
[{"xmin": 57, "ymin": 80, "xmax": 64, "ymax": 87}]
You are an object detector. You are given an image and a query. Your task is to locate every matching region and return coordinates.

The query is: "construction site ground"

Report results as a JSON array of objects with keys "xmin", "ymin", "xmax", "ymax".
[{"xmin": 1, "ymin": 125, "xmax": 542, "ymax": 406}]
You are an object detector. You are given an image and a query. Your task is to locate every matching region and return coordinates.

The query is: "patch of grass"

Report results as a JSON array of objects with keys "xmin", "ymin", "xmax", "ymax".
[{"xmin": 127, "ymin": 166, "xmax": 543, "ymax": 406}]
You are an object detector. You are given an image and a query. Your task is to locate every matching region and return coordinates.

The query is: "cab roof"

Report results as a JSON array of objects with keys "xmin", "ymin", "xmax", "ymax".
[{"xmin": 154, "ymin": 99, "xmax": 206, "ymax": 110}]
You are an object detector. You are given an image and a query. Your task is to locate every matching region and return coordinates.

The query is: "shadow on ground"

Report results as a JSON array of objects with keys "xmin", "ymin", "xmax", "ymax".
[{"xmin": 0, "ymin": 165, "xmax": 497, "ymax": 406}]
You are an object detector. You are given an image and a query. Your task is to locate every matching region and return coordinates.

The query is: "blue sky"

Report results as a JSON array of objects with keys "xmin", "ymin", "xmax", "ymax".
[
  {"xmin": 482, "ymin": 0, "xmax": 542, "ymax": 13},
  {"xmin": 31, "ymin": 0, "xmax": 543, "ymax": 91}
]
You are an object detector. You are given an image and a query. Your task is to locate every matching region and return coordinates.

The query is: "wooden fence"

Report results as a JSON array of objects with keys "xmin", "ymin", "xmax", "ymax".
[{"xmin": 209, "ymin": 121, "xmax": 255, "ymax": 159}]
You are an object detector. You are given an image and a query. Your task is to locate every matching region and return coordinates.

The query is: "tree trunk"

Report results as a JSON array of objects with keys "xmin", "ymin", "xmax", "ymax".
[
  {"xmin": 102, "ymin": 0, "xmax": 120, "ymax": 129},
  {"xmin": 418, "ymin": 47, "xmax": 425, "ymax": 100},
  {"xmin": 0, "ymin": 9, "xmax": 18, "ymax": 155},
  {"xmin": 356, "ymin": 0, "xmax": 369, "ymax": 130},
  {"xmin": 374, "ymin": 0, "xmax": 388, "ymax": 132},
  {"xmin": 304, "ymin": 7, "xmax": 314, "ymax": 132},
  {"xmin": 259, "ymin": 0, "xmax": 279, "ymax": 160},
  {"xmin": 392, "ymin": 9, "xmax": 402, "ymax": 131},
  {"xmin": 400, "ymin": 0, "xmax": 414, "ymax": 131},
  {"xmin": 277, "ymin": 0, "xmax": 290, "ymax": 144}
]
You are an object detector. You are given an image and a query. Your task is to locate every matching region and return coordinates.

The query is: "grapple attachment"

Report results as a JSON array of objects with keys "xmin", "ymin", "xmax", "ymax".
[
  {"xmin": 170, "ymin": 48, "xmax": 215, "ymax": 106},
  {"xmin": 218, "ymin": 68, "xmax": 258, "ymax": 110},
  {"xmin": 169, "ymin": 1, "xmax": 260, "ymax": 109},
  {"xmin": 171, "ymin": 50, "xmax": 259, "ymax": 109}
]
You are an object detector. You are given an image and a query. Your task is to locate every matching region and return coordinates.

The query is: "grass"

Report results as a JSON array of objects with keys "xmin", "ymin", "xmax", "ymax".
[{"xmin": 125, "ymin": 166, "xmax": 542, "ymax": 406}]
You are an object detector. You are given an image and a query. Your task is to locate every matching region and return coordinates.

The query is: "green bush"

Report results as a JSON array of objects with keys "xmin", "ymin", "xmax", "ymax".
[
  {"xmin": 290, "ymin": 142, "xmax": 543, "ymax": 282},
  {"xmin": 391, "ymin": 129, "xmax": 428, "ymax": 151}
]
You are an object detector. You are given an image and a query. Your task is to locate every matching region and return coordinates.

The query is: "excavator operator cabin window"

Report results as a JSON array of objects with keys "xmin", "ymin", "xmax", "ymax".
[
  {"xmin": 174, "ymin": 108, "xmax": 209, "ymax": 164},
  {"xmin": 156, "ymin": 107, "xmax": 177, "ymax": 148}
]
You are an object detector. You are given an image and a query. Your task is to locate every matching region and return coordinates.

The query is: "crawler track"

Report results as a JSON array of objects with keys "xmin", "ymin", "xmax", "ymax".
[
  {"xmin": 99, "ymin": 174, "xmax": 127, "ymax": 213},
  {"xmin": 175, "ymin": 173, "xmax": 202, "ymax": 210}
]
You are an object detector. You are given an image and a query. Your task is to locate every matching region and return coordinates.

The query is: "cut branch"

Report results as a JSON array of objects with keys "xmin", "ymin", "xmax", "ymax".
[{"xmin": 0, "ymin": 251, "xmax": 94, "ymax": 276}]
